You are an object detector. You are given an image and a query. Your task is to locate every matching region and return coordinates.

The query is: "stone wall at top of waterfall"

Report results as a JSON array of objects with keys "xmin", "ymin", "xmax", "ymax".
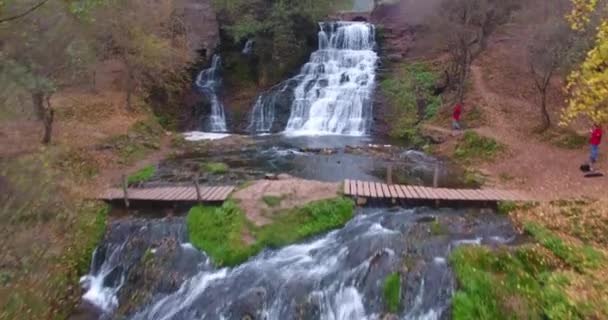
[
  {"xmin": 284, "ymin": 21, "xmax": 378, "ymax": 136},
  {"xmin": 248, "ymin": 21, "xmax": 378, "ymax": 136}
]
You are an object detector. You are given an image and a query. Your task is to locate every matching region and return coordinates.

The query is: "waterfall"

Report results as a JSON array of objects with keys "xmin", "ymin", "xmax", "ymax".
[
  {"xmin": 247, "ymin": 82, "xmax": 290, "ymax": 134},
  {"xmin": 284, "ymin": 21, "xmax": 378, "ymax": 136},
  {"xmin": 195, "ymin": 54, "xmax": 227, "ymax": 132},
  {"xmin": 242, "ymin": 39, "xmax": 255, "ymax": 55}
]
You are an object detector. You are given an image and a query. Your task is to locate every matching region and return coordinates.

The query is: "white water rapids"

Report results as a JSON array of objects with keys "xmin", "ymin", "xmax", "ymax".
[
  {"xmin": 284, "ymin": 21, "xmax": 378, "ymax": 136},
  {"xmin": 196, "ymin": 54, "xmax": 228, "ymax": 132}
]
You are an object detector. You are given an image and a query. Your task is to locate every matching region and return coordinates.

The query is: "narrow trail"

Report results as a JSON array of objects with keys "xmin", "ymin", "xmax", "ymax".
[{"xmin": 466, "ymin": 65, "xmax": 605, "ymax": 200}]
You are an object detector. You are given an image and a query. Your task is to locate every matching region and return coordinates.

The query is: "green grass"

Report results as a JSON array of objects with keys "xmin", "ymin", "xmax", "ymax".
[
  {"xmin": 451, "ymin": 222, "xmax": 607, "ymax": 320},
  {"xmin": 381, "ymin": 62, "xmax": 442, "ymax": 142},
  {"xmin": 383, "ymin": 272, "xmax": 401, "ymax": 313},
  {"xmin": 127, "ymin": 165, "xmax": 156, "ymax": 184},
  {"xmin": 497, "ymin": 201, "xmax": 517, "ymax": 215},
  {"xmin": 103, "ymin": 118, "xmax": 163, "ymax": 164},
  {"xmin": 430, "ymin": 220, "xmax": 447, "ymax": 236},
  {"xmin": 187, "ymin": 197, "xmax": 355, "ymax": 267},
  {"xmin": 450, "ymin": 245, "xmax": 580, "ymax": 320},
  {"xmin": 542, "ymin": 129, "xmax": 588, "ymax": 150},
  {"xmin": 524, "ymin": 223, "xmax": 604, "ymax": 272},
  {"xmin": 262, "ymin": 195, "xmax": 283, "ymax": 207},
  {"xmin": 454, "ymin": 131, "xmax": 503, "ymax": 163},
  {"xmin": 201, "ymin": 162, "xmax": 229, "ymax": 175}
]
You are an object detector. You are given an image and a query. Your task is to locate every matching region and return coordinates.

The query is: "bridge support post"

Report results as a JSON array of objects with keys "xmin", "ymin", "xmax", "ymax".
[
  {"xmin": 194, "ymin": 174, "xmax": 202, "ymax": 205},
  {"xmin": 122, "ymin": 174, "xmax": 130, "ymax": 208}
]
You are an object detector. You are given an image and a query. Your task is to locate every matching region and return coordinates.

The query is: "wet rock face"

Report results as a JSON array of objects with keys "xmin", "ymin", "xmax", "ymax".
[{"xmin": 79, "ymin": 218, "xmax": 209, "ymax": 318}]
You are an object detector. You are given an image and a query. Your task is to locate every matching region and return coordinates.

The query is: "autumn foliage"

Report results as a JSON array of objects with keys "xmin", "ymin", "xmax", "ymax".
[{"xmin": 562, "ymin": 0, "xmax": 608, "ymax": 125}]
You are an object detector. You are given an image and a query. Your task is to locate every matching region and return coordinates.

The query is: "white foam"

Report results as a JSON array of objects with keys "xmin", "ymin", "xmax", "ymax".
[{"xmin": 183, "ymin": 132, "xmax": 231, "ymax": 141}]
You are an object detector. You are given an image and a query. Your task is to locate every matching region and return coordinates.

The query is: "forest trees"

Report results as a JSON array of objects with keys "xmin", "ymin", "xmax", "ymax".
[
  {"xmin": 213, "ymin": 0, "xmax": 336, "ymax": 86},
  {"xmin": 92, "ymin": 0, "xmax": 192, "ymax": 110},
  {"xmin": 437, "ymin": 0, "xmax": 521, "ymax": 103},
  {"xmin": 0, "ymin": 0, "xmax": 94, "ymax": 144},
  {"xmin": 562, "ymin": 0, "xmax": 608, "ymax": 125}
]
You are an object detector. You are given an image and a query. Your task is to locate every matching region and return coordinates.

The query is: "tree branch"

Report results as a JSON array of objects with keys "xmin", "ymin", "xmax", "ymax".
[{"xmin": 0, "ymin": 0, "xmax": 50, "ymax": 23}]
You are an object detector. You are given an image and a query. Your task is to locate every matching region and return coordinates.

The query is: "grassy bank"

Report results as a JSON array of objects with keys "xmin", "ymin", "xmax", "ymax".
[
  {"xmin": 451, "ymin": 202, "xmax": 608, "ymax": 320},
  {"xmin": 454, "ymin": 131, "xmax": 504, "ymax": 163},
  {"xmin": 186, "ymin": 197, "xmax": 355, "ymax": 267},
  {"xmin": 381, "ymin": 62, "xmax": 442, "ymax": 144}
]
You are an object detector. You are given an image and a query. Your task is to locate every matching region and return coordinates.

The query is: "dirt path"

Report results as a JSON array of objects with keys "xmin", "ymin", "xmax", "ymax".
[{"xmin": 464, "ymin": 65, "xmax": 606, "ymax": 200}]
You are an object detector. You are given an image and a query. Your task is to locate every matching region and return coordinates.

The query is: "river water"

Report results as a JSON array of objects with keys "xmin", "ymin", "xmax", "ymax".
[{"xmin": 80, "ymin": 207, "xmax": 516, "ymax": 320}]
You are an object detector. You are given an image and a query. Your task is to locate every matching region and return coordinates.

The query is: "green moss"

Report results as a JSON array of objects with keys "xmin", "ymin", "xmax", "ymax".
[
  {"xmin": 497, "ymin": 201, "xmax": 517, "ymax": 215},
  {"xmin": 381, "ymin": 62, "xmax": 442, "ymax": 142},
  {"xmin": 454, "ymin": 131, "xmax": 503, "ymax": 163},
  {"xmin": 430, "ymin": 220, "xmax": 447, "ymax": 236},
  {"xmin": 383, "ymin": 272, "xmax": 401, "ymax": 313},
  {"xmin": 254, "ymin": 197, "xmax": 355, "ymax": 249},
  {"xmin": 262, "ymin": 195, "xmax": 283, "ymax": 207},
  {"xmin": 187, "ymin": 197, "xmax": 355, "ymax": 267},
  {"xmin": 524, "ymin": 223, "xmax": 604, "ymax": 272},
  {"xmin": 462, "ymin": 168, "xmax": 486, "ymax": 188},
  {"xmin": 127, "ymin": 165, "xmax": 156, "ymax": 184},
  {"xmin": 201, "ymin": 162, "xmax": 229, "ymax": 175}
]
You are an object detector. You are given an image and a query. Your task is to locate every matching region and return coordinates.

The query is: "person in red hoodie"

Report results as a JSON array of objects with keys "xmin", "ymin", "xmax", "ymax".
[
  {"xmin": 452, "ymin": 104, "xmax": 463, "ymax": 130},
  {"xmin": 589, "ymin": 123, "xmax": 603, "ymax": 170}
]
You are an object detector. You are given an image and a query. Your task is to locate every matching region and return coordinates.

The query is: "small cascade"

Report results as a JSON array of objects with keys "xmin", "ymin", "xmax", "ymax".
[
  {"xmin": 242, "ymin": 39, "xmax": 255, "ymax": 55},
  {"xmin": 79, "ymin": 218, "xmax": 209, "ymax": 316},
  {"xmin": 195, "ymin": 54, "xmax": 227, "ymax": 132},
  {"xmin": 247, "ymin": 82, "xmax": 290, "ymax": 133},
  {"xmin": 284, "ymin": 21, "xmax": 378, "ymax": 136}
]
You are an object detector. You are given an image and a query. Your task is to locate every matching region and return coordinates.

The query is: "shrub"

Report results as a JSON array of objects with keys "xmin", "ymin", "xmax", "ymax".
[
  {"xmin": 383, "ymin": 273, "xmax": 401, "ymax": 313},
  {"xmin": 127, "ymin": 165, "xmax": 156, "ymax": 184}
]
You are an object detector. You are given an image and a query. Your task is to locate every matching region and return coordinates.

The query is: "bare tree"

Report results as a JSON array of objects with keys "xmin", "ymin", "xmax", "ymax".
[
  {"xmin": 0, "ymin": 1, "xmax": 94, "ymax": 144},
  {"xmin": 92, "ymin": 0, "xmax": 192, "ymax": 111},
  {"xmin": 0, "ymin": 0, "xmax": 49, "ymax": 23},
  {"xmin": 436, "ymin": 0, "xmax": 521, "ymax": 103},
  {"xmin": 528, "ymin": 18, "xmax": 573, "ymax": 131}
]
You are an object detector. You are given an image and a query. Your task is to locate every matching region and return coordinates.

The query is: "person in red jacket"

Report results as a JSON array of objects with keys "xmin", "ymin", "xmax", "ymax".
[
  {"xmin": 589, "ymin": 123, "xmax": 603, "ymax": 170},
  {"xmin": 452, "ymin": 104, "xmax": 463, "ymax": 130}
]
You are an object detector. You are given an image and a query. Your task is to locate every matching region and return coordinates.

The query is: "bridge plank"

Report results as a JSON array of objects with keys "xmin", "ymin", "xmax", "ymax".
[
  {"xmin": 363, "ymin": 181, "xmax": 371, "ymax": 197},
  {"xmin": 207, "ymin": 187, "xmax": 224, "ymax": 201},
  {"xmin": 356, "ymin": 180, "xmax": 363, "ymax": 197},
  {"xmin": 388, "ymin": 185, "xmax": 399, "ymax": 199},
  {"xmin": 405, "ymin": 186, "xmax": 419, "ymax": 198},
  {"xmin": 394, "ymin": 185, "xmax": 405, "ymax": 198},
  {"xmin": 350, "ymin": 180, "xmax": 357, "ymax": 196},
  {"xmin": 369, "ymin": 181, "xmax": 378, "ymax": 198},
  {"xmin": 344, "ymin": 179, "xmax": 351, "ymax": 195},
  {"xmin": 374, "ymin": 183, "xmax": 384, "ymax": 198},
  {"xmin": 381, "ymin": 183, "xmax": 392, "ymax": 199}
]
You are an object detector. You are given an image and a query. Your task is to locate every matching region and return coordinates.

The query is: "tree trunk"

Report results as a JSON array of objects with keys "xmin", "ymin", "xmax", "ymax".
[
  {"xmin": 41, "ymin": 95, "xmax": 54, "ymax": 144},
  {"xmin": 539, "ymin": 90, "xmax": 551, "ymax": 131},
  {"xmin": 31, "ymin": 92, "xmax": 45, "ymax": 120}
]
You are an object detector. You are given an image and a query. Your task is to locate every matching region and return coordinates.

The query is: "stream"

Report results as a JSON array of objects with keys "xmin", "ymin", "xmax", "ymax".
[
  {"xmin": 78, "ymin": 18, "xmax": 515, "ymax": 320},
  {"xmin": 80, "ymin": 207, "xmax": 516, "ymax": 320}
]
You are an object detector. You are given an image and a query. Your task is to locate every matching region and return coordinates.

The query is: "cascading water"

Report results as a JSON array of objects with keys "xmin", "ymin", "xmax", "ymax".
[
  {"xmin": 283, "ymin": 21, "xmax": 378, "ymax": 136},
  {"xmin": 79, "ymin": 218, "xmax": 209, "ymax": 316},
  {"xmin": 248, "ymin": 82, "xmax": 290, "ymax": 134},
  {"xmin": 242, "ymin": 39, "xmax": 255, "ymax": 55},
  {"xmin": 195, "ymin": 54, "xmax": 227, "ymax": 132}
]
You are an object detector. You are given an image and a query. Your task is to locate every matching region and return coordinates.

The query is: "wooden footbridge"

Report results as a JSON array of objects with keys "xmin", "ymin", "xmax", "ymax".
[
  {"xmin": 98, "ymin": 179, "xmax": 527, "ymax": 206},
  {"xmin": 343, "ymin": 180, "xmax": 528, "ymax": 203},
  {"xmin": 99, "ymin": 185, "xmax": 235, "ymax": 203}
]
